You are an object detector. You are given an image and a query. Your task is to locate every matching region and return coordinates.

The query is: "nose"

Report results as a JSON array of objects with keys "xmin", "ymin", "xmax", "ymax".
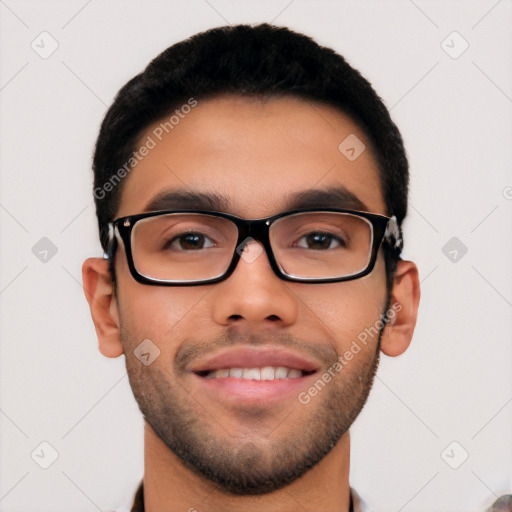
[{"xmin": 210, "ymin": 238, "xmax": 299, "ymax": 329}]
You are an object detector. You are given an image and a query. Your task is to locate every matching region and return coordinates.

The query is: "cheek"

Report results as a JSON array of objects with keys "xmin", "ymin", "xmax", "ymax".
[
  {"xmin": 116, "ymin": 257, "xmax": 212, "ymax": 350},
  {"xmin": 296, "ymin": 257, "xmax": 387, "ymax": 349},
  {"xmin": 301, "ymin": 287, "xmax": 382, "ymax": 334},
  {"xmin": 359, "ymin": 250, "xmax": 388, "ymax": 296}
]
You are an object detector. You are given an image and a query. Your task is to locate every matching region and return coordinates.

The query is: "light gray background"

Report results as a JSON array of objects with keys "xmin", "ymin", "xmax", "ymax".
[{"xmin": 1, "ymin": 1, "xmax": 511, "ymax": 511}]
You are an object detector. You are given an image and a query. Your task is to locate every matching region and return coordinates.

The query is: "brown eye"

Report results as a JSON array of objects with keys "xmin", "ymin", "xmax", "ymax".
[
  {"xmin": 162, "ymin": 232, "xmax": 214, "ymax": 251},
  {"xmin": 295, "ymin": 232, "xmax": 346, "ymax": 250}
]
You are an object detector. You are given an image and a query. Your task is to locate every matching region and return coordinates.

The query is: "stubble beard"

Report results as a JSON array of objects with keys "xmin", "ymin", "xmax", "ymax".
[{"xmin": 122, "ymin": 323, "xmax": 384, "ymax": 496}]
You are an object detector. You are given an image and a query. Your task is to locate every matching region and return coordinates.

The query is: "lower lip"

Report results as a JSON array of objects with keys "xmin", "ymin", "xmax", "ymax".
[{"xmin": 191, "ymin": 372, "xmax": 318, "ymax": 405}]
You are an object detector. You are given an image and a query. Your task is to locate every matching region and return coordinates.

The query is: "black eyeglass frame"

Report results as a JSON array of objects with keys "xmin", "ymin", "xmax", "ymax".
[{"xmin": 105, "ymin": 208, "xmax": 402, "ymax": 286}]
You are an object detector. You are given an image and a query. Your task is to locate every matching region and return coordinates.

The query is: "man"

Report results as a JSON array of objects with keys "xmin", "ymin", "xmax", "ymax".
[{"xmin": 82, "ymin": 23, "xmax": 420, "ymax": 512}]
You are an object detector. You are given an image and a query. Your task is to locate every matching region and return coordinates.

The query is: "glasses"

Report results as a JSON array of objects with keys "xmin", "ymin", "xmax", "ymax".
[{"xmin": 105, "ymin": 208, "xmax": 402, "ymax": 286}]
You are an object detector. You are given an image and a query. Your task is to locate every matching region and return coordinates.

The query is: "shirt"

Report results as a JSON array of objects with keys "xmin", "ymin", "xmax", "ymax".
[{"xmin": 115, "ymin": 480, "xmax": 374, "ymax": 512}]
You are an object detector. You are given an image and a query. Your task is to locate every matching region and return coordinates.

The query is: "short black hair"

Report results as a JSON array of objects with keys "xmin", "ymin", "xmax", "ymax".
[{"xmin": 92, "ymin": 23, "xmax": 409, "ymax": 291}]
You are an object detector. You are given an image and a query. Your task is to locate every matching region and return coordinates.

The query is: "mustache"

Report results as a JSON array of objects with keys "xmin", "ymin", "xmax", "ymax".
[{"xmin": 174, "ymin": 330, "xmax": 338, "ymax": 372}]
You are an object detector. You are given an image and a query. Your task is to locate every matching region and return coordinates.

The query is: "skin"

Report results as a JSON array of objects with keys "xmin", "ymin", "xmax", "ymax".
[{"xmin": 83, "ymin": 95, "xmax": 420, "ymax": 512}]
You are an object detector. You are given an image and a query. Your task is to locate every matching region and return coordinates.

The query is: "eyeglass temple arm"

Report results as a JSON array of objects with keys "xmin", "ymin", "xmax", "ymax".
[
  {"xmin": 384, "ymin": 216, "xmax": 403, "ymax": 251},
  {"xmin": 103, "ymin": 223, "xmax": 116, "ymax": 260}
]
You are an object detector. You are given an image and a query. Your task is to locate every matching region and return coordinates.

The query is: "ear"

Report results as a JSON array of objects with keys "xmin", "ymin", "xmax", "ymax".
[
  {"xmin": 380, "ymin": 260, "xmax": 420, "ymax": 357},
  {"xmin": 82, "ymin": 257, "xmax": 124, "ymax": 358}
]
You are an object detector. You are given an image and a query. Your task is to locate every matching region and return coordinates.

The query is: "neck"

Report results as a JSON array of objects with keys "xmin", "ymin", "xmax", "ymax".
[{"xmin": 142, "ymin": 422, "xmax": 352, "ymax": 512}]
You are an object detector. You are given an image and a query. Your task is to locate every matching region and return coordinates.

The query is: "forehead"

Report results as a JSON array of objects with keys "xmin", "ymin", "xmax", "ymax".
[{"xmin": 116, "ymin": 95, "xmax": 386, "ymax": 218}]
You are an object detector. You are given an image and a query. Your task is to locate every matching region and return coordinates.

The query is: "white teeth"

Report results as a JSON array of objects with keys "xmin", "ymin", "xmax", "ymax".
[
  {"xmin": 260, "ymin": 366, "xmax": 275, "ymax": 380},
  {"xmin": 228, "ymin": 368, "xmax": 243, "ymax": 378},
  {"xmin": 205, "ymin": 366, "xmax": 303, "ymax": 380},
  {"xmin": 274, "ymin": 367, "xmax": 289, "ymax": 379},
  {"xmin": 244, "ymin": 368, "xmax": 260, "ymax": 380}
]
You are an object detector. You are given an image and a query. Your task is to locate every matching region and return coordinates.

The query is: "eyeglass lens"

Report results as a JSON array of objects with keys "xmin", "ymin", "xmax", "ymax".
[{"xmin": 130, "ymin": 212, "xmax": 373, "ymax": 282}]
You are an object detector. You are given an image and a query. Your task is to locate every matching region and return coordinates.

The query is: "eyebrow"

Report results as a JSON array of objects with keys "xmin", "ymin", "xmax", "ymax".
[{"xmin": 142, "ymin": 185, "xmax": 369, "ymax": 215}]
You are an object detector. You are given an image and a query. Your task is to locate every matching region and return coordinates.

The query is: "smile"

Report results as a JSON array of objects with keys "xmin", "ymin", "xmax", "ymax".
[
  {"xmin": 187, "ymin": 346, "xmax": 321, "ymax": 404},
  {"xmin": 200, "ymin": 367, "xmax": 312, "ymax": 380}
]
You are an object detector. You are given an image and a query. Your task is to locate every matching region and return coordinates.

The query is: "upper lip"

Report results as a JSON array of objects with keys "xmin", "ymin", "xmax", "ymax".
[{"xmin": 189, "ymin": 346, "xmax": 321, "ymax": 374}]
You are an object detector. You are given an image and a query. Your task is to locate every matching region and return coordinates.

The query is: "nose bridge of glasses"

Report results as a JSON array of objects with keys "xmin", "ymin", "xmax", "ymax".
[
  {"xmin": 240, "ymin": 218, "xmax": 271, "ymax": 242},
  {"xmin": 233, "ymin": 218, "xmax": 274, "ymax": 265}
]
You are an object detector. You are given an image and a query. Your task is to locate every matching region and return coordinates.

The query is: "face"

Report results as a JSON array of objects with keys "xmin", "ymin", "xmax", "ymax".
[{"xmin": 113, "ymin": 95, "xmax": 390, "ymax": 494}]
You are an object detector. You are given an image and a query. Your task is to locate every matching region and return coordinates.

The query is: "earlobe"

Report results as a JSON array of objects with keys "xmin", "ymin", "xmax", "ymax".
[
  {"xmin": 380, "ymin": 260, "xmax": 421, "ymax": 357},
  {"xmin": 82, "ymin": 257, "xmax": 124, "ymax": 358}
]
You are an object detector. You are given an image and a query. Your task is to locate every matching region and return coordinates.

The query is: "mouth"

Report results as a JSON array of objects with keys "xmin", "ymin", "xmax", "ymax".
[
  {"xmin": 195, "ymin": 367, "xmax": 316, "ymax": 380},
  {"xmin": 189, "ymin": 347, "xmax": 321, "ymax": 405}
]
